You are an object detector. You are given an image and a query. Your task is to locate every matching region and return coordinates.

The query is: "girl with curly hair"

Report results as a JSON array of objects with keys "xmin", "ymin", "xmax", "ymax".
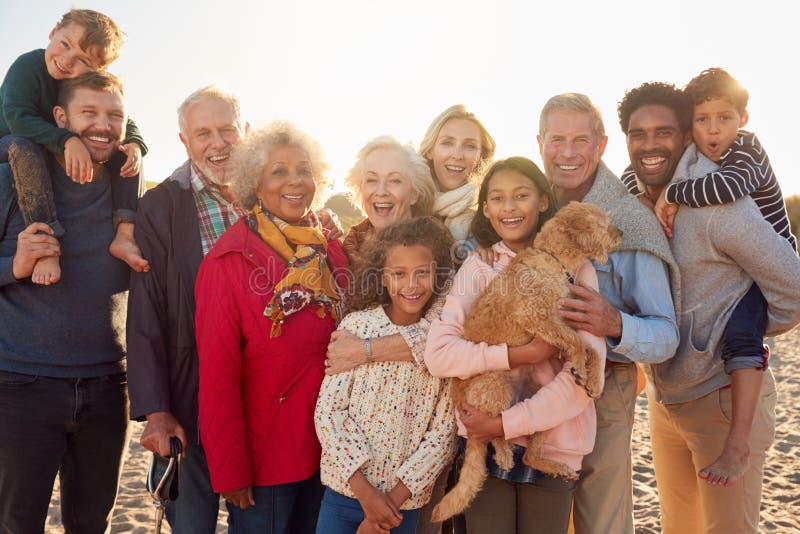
[{"xmin": 314, "ymin": 217, "xmax": 457, "ymax": 534}]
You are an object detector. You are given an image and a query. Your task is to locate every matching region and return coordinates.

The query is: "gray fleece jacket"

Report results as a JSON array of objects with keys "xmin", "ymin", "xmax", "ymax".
[{"xmin": 655, "ymin": 145, "xmax": 800, "ymax": 404}]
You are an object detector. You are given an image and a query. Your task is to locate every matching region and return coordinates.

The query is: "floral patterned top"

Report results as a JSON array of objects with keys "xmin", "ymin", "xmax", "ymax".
[{"xmin": 314, "ymin": 306, "xmax": 457, "ymax": 509}]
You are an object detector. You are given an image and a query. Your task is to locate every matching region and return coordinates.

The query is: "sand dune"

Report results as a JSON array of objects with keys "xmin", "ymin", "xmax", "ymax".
[{"xmin": 45, "ymin": 329, "xmax": 800, "ymax": 533}]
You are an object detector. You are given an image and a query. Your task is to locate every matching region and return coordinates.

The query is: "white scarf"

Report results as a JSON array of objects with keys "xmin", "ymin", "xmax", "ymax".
[{"xmin": 433, "ymin": 182, "xmax": 477, "ymax": 243}]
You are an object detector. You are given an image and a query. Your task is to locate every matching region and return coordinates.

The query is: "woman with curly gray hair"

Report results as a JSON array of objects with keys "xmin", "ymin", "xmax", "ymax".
[{"xmin": 194, "ymin": 121, "xmax": 350, "ymax": 533}]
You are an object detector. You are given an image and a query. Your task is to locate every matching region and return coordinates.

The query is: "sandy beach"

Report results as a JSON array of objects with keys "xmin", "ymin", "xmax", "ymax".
[{"xmin": 44, "ymin": 328, "xmax": 800, "ymax": 533}]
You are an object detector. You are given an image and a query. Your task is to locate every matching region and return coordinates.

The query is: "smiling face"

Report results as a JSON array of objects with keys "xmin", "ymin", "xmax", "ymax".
[
  {"xmin": 361, "ymin": 147, "xmax": 419, "ymax": 232},
  {"xmin": 426, "ymin": 118, "xmax": 483, "ymax": 191},
  {"xmin": 538, "ymin": 110, "xmax": 607, "ymax": 201},
  {"xmin": 692, "ymin": 97, "xmax": 748, "ymax": 162},
  {"xmin": 626, "ymin": 104, "xmax": 691, "ymax": 191},
  {"xmin": 256, "ymin": 144, "xmax": 316, "ymax": 223},
  {"xmin": 45, "ymin": 23, "xmax": 100, "ymax": 80},
  {"xmin": 179, "ymin": 96, "xmax": 245, "ymax": 185},
  {"xmin": 53, "ymin": 86, "xmax": 126, "ymax": 164},
  {"xmin": 382, "ymin": 244, "xmax": 436, "ymax": 326},
  {"xmin": 482, "ymin": 168, "xmax": 550, "ymax": 253}
]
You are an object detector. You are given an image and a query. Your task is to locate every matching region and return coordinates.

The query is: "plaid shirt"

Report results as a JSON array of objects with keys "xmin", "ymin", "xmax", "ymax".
[{"xmin": 189, "ymin": 164, "xmax": 246, "ymax": 255}]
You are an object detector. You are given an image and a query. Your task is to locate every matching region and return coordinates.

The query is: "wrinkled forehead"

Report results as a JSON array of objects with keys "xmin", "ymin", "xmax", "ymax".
[{"xmin": 184, "ymin": 96, "xmax": 241, "ymax": 130}]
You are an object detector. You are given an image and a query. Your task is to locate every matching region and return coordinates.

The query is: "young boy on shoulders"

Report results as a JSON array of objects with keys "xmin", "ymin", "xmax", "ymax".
[
  {"xmin": 0, "ymin": 8, "xmax": 149, "ymax": 285},
  {"xmin": 622, "ymin": 68, "xmax": 796, "ymax": 486}
]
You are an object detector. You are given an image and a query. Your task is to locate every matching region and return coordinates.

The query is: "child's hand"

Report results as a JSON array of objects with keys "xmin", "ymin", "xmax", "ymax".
[
  {"xmin": 356, "ymin": 519, "xmax": 390, "ymax": 534},
  {"xmin": 118, "ymin": 142, "xmax": 142, "ymax": 177},
  {"xmin": 350, "ymin": 473, "xmax": 402, "ymax": 530},
  {"xmin": 459, "ymin": 402, "xmax": 504, "ymax": 442},
  {"xmin": 388, "ymin": 481, "xmax": 412, "ymax": 509},
  {"xmin": 64, "ymin": 137, "xmax": 93, "ymax": 184},
  {"xmin": 654, "ymin": 191, "xmax": 678, "ymax": 238}
]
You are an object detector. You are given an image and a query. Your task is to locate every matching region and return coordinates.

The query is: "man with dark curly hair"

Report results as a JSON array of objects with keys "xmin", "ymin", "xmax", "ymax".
[{"xmin": 618, "ymin": 81, "xmax": 800, "ymax": 533}]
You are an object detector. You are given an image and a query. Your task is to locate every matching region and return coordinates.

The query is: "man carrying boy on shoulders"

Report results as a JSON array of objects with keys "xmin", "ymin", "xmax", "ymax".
[{"xmin": 0, "ymin": 71, "xmax": 131, "ymax": 533}]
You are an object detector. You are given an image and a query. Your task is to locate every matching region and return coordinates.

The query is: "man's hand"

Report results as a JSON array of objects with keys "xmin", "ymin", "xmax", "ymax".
[
  {"xmin": 118, "ymin": 142, "xmax": 143, "ymax": 178},
  {"xmin": 64, "ymin": 137, "xmax": 93, "ymax": 184},
  {"xmin": 222, "ymin": 486, "xmax": 255, "ymax": 510},
  {"xmin": 326, "ymin": 330, "xmax": 367, "ymax": 375},
  {"xmin": 12, "ymin": 223, "xmax": 60, "ymax": 280},
  {"xmin": 318, "ymin": 208, "xmax": 344, "ymax": 241},
  {"xmin": 459, "ymin": 403, "xmax": 504, "ymax": 442},
  {"xmin": 558, "ymin": 282, "xmax": 623, "ymax": 341},
  {"xmin": 654, "ymin": 191, "xmax": 678, "ymax": 238},
  {"xmin": 141, "ymin": 411, "xmax": 187, "ymax": 457}
]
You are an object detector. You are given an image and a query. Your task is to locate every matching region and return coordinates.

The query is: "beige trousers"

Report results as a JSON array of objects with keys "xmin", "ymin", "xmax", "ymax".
[
  {"xmin": 648, "ymin": 370, "xmax": 777, "ymax": 534},
  {"xmin": 573, "ymin": 362, "xmax": 638, "ymax": 534}
]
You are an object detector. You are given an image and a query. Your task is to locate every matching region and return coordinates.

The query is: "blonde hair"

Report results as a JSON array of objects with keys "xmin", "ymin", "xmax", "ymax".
[
  {"xmin": 55, "ymin": 9, "xmax": 125, "ymax": 68},
  {"xmin": 227, "ymin": 121, "xmax": 329, "ymax": 210},
  {"xmin": 177, "ymin": 85, "xmax": 243, "ymax": 137},
  {"xmin": 539, "ymin": 93, "xmax": 606, "ymax": 140},
  {"xmin": 344, "ymin": 136, "xmax": 436, "ymax": 218},
  {"xmin": 420, "ymin": 104, "xmax": 496, "ymax": 161}
]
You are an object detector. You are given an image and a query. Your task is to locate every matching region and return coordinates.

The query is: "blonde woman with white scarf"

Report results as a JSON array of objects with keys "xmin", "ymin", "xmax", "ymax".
[{"xmin": 419, "ymin": 105, "xmax": 496, "ymax": 258}]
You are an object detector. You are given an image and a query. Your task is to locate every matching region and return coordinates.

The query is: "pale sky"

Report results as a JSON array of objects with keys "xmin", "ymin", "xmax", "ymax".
[{"xmin": 3, "ymin": 0, "xmax": 799, "ymax": 197}]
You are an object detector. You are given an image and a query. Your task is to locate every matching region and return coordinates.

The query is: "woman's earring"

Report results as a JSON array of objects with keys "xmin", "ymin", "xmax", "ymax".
[{"xmin": 258, "ymin": 197, "xmax": 264, "ymax": 211}]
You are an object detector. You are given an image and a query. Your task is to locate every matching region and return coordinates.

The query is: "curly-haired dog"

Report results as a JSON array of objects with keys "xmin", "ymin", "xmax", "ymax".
[{"xmin": 432, "ymin": 201, "xmax": 621, "ymax": 522}]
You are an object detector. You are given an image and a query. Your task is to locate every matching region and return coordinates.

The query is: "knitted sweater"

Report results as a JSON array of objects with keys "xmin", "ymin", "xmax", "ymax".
[
  {"xmin": 315, "ymin": 306, "xmax": 456, "ymax": 509},
  {"xmin": 655, "ymin": 144, "xmax": 800, "ymax": 404},
  {"xmin": 0, "ymin": 49, "xmax": 147, "ymax": 155},
  {"xmin": 0, "ymin": 158, "xmax": 128, "ymax": 377}
]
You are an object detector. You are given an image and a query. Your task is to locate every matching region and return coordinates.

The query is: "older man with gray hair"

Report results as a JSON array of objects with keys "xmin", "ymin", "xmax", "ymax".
[{"xmin": 126, "ymin": 86, "xmax": 250, "ymax": 532}]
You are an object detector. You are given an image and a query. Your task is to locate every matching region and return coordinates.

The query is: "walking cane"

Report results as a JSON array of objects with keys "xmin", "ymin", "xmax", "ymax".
[{"xmin": 147, "ymin": 437, "xmax": 182, "ymax": 534}]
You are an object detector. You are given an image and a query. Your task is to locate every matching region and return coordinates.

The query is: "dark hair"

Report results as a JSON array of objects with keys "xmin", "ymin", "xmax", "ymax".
[
  {"xmin": 685, "ymin": 68, "xmax": 749, "ymax": 115},
  {"xmin": 469, "ymin": 157, "xmax": 557, "ymax": 248},
  {"xmin": 58, "ymin": 71, "xmax": 125, "ymax": 109},
  {"xmin": 346, "ymin": 216, "xmax": 455, "ymax": 314},
  {"xmin": 617, "ymin": 82, "xmax": 692, "ymax": 135}
]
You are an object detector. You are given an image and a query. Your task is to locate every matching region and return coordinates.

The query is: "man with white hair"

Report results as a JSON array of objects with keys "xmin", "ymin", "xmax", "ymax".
[{"xmin": 126, "ymin": 86, "xmax": 249, "ymax": 532}]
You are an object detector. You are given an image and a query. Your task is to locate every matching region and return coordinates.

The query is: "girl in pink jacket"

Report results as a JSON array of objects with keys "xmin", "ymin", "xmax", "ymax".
[{"xmin": 424, "ymin": 157, "xmax": 606, "ymax": 534}]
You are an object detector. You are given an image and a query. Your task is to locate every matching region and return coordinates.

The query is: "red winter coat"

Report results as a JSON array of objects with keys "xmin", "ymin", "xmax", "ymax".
[{"xmin": 195, "ymin": 218, "xmax": 349, "ymax": 492}]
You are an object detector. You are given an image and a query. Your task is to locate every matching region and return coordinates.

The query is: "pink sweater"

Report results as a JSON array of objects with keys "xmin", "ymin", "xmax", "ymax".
[{"xmin": 424, "ymin": 241, "xmax": 605, "ymax": 471}]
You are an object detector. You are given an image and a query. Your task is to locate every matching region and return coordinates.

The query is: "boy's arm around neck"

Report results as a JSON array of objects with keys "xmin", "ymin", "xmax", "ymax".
[
  {"xmin": 0, "ymin": 51, "xmax": 77, "ymax": 154},
  {"xmin": 665, "ymin": 133, "xmax": 770, "ymax": 208}
]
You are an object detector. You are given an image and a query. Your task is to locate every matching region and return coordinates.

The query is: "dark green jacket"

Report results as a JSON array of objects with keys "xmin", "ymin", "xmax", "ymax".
[{"xmin": 0, "ymin": 49, "xmax": 147, "ymax": 155}]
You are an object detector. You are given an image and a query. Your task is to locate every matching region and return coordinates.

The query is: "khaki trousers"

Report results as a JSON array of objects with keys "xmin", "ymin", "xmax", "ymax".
[
  {"xmin": 573, "ymin": 362, "xmax": 638, "ymax": 534},
  {"xmin": 648, "ymin": 370, "xmax": 776, "ymax": 534}
]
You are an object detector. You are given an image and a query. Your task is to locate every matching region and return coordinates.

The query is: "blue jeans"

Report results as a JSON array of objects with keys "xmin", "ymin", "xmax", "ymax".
[
  {"xmin": 165, "ymin": 442, "xmax": 220, "ymax": 534},
  {"xmin": 0, "ymin": 370, "xmax": 129, "ymax": 534},
  {"xmin": 721, "ymin": 282, "xmax": 768, "ymax": 367},
  {"xmin": 316, "ymin": 488, "xmax": 420, "ymax": 534},
  {"xmin": 226, "ymin": 471, "xmax": 324, "ymax": 533}
]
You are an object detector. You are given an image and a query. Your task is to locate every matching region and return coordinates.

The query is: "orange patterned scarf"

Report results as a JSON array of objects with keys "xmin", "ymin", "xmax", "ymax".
[{"xmin": 249, "ymin": 205, "xmax": 341, "ymax": 337}]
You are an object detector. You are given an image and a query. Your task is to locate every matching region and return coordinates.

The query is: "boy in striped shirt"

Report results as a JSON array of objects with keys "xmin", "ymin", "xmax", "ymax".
[{"xmin": 622, "ymin": 68, "xmax": 796, "ymax": 488}]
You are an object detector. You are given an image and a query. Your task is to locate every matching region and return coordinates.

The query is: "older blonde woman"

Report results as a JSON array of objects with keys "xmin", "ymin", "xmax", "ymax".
[
  {"xmin": 195, "ymin": 121, "xmax": 349, "ymax": 533},
  {"xmin": 341, "ymin": 135, "xmax": 436, "ymax": 260},
  {"xmin": 419, "ymin": 104, "xmax": 496, "ymax": 256}
]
